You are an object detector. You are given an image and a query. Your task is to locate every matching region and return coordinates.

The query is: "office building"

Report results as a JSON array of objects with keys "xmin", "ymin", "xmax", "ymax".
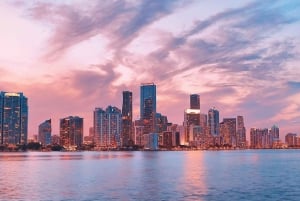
[
  {"xmin": 0, "ymin": 92, "xmax": 28, "ymax": 145},
  {"xmin": 200, "ymin": 113, "xmax": 208, "ymax": 134},
  {"xmin": 144, "ymin": 133, "xmax": 159, "ymax": 150},
  {"xmin": 38, "ymin": 119, "xmax": 51, "ymax": 145},
  {"xmin": 237, "ymin": 116, "xmax": 246, "ymax": 148},
  {"xmin": 162, "ymin": 131, "xmax": 173, "ymax": 149},
  {"xmin": 285, "ymin": 133, "xmax": 298, "ymax": 147},
  {"xmin": 122, "ymin": 91, "xmax": 133, "ymax": 146},
  {"xmin": 140, "ymin": 83, "xmax": 156, "ymax": 134},
  {"xmin": 270, "ymin": 125, "xmax": 280, "ymax": 140},
  {"xmin": 208, "ymin": 107, "xmax": 220, "ymax": 137},
  {"xmin": 60, "ymin": 116, "xmax": 83, "ymax": 149},
  {"xmin": 221, "ymin": 118, "xmax": 237, "ymax": 147},
  {"xmin": 156, "ymin": 113, "xmax": 168, "ymax": 133},
  {"xmin": 94, "ymin": 106, "xmax": 122, "ymax": 148},
  {"xmin": 184, "ymin": 94, "xmax": 201, "ymax": 144},
  {"xmin": 190, "ymin": 94, "xmax": 200, "ymax": 109},
  {"xmin": 250, "ymin": 128, "xmax": 272, "ymax": 149}
]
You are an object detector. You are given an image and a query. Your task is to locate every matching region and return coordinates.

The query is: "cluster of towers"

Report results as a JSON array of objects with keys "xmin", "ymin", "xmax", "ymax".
[
  {"xmin": 92, "ymin": 83, "xmax": 159, "ymax": 149},
  {"xmin": 87, "ymin": 83, "xmax": 248, "ymax": 150},
  {"xmin": 0, "ymin": 88, "xmax": 283, "ymax": 150},
  {"xmin": 183, "ymin": 95, "xmax": 247, "ymax": 149}
]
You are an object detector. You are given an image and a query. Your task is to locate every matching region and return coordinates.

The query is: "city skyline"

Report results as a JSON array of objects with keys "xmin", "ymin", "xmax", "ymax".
[{"xmin": 0, "ymin": 1, "xmax": 300, "ymax": 138}]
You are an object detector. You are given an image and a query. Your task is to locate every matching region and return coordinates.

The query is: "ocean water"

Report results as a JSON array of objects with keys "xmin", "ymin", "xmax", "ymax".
[{"xmin": 0, "ymin": 150, "xmax": 299, "ymax": 201}]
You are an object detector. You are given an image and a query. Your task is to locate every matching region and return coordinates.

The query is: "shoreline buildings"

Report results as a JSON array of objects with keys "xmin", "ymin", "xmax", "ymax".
[
  {"xmin": 121, "ymin": 91, "xmax": 133, "ymax": 147},
  {"xmin": 38, "ymin": 119, "xmax": 51, "ymax": 146},
  {"xmin": 0, "ymin": 92, "xmax": 28, "ymax": 145},
  {"xmin": 250, "ymin": 125, "xmax": 280, "ymax": 149},
  {"xmin": 94, "ymin": 106, "xmax": 122, "ymax": 148},
  {"xmin": 60, "ymin": 116, "xmax": 83, "ymax": 150},
  {"xmin": 2, "ymin": 84, "xmax": 287, "ymax": 150}
]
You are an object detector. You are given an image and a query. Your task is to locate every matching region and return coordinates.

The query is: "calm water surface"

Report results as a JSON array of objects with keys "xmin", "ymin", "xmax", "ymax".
[{"xmin": 0, "ymin": 150, "xmax": 300, "ymax": 201}]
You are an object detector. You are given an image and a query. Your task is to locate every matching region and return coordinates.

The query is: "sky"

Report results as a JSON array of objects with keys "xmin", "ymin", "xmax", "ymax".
[{"xmin": 0, "ymin": 0, "xmax": 300, "ymax": 140}]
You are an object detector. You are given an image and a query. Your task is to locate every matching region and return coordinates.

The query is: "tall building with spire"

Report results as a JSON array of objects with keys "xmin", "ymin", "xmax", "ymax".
[
  {"xmin": 0, "ymin": 92, "xmax": 28, "ymax": 145},
  {"xmin": 122, "ymin": 91, "xmax": 133, "ymax": 146},
  {"xmin": 140, "ymin": 83, "xmax": 156, "ymax": 134}
]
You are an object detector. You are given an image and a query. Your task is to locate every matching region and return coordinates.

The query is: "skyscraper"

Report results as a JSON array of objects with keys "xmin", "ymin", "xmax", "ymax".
[
  {"xmin": 190, "ymin": 94, "xmax": 200, "ymax": 109},
  {"xmin": 38, "ymin": 119, "xmax": 51, "ymax": 145},
  {"xmin": 200, "ymin": 113, "xmax": 207, "ymax": 135},
  {"xmin": 270, "ymin": 125, "xmax": 280, "ymax": 140},
  {"xmin": 60, "ymin": 116, "xmax": 83, "ymax": 149},
  {"xmin": 237, "ymin": 116, "xmax": 246, "ymax": 148},
  {"xmin": 0, "ymin": 92, "xmax": 28, "ymax": 145},
  {"xmin": 184, "ymin": 94, "xmax": 201, "ymax": 144},
  {"xmin": 94, "ymin": 106, "xmax": 122, "ymax": 147},
  {"xmin": 250, "ymin": 128, "xmax": 270, "ymax": 149},
  {"xmin": 222, "ymin": 118, "xmax": 237, "ymax": 146},
  {"xmin": 140, "ymin": 83, "xmax": 156, "ymax": 134},
  {"xmin": 208, "ymin": 107, "xmax": 220, "ymax": 137},
  {"xmin": 122, "ymin": 91, "xmax": 133, "ymax": 146},
  {"xmin": 184, "ymin": 109, "xmax": 200, "ymax": 143}
]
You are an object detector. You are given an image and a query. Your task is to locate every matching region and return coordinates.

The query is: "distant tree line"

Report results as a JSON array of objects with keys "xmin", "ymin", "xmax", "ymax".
[{"xmin": 0, "ymin": 143, "xmax": 65, "ymax": 152}]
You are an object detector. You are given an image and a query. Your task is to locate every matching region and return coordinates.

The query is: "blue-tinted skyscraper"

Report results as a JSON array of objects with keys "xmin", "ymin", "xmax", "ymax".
[
  {"xmin": 38, "ymin": 119, "xmax": 51, "ymax": 145},
  {"xmin": 208, "ymin": 107, "xmax": 220, "ymax": 137},
  {"xmin": 0, "ymin": 92, "xmax": 28, "ymax": 145},
  {"xmin": 140, "ymin": 83, "xmax": 156, "ymax": 134}
]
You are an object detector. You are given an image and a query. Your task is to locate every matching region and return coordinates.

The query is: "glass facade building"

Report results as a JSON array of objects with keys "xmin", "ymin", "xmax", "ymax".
[
  {"xmin": 94, "ymin": 106, "xmax": 122, "ymax": 147},
  {"xmin": 190, "ymin": 94, "xmax": 200, "ymax": 109},
  {"xmin": 0, "ymin": 92, "xmax": 28, "ymax": 145},
  {"xmin": 60, "ymin": 116, "xmax": 83, "ymax": 149},
  {"xmin": 38, "ymin": 119, "xmax": 52, "ymax": 145},
  {"xmin": 208, "ymin": 108, "xmax": 220, "ymax": 137},
  {"xmin": 121, "ymin": 91, "xmax": 133, "ymax": 146},
  {"xmin": 140, "ymin": 83, "xmax": 156, "ymax": 134},
  {"xmin": 237, "ymin": 116, "xmax": 246, "ymax": 148}
]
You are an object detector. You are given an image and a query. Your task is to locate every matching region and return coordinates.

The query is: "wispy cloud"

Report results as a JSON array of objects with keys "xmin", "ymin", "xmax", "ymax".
[
  {"xmin": 26, "ymin": 0, "xmax": 185, "ymax": 61},
  {"xmin": 2, "ymin": 0, "xmax": 300, "ymax": 135}
]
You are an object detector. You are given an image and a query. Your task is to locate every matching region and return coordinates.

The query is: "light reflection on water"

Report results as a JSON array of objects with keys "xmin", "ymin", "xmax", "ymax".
[
  {"xmin": 0, "ymin": 150, "xmax": 300, "ymax": 200},
  {"xmin": 0, "ymin": 152, "xmax": 134, "ymax": 161}
]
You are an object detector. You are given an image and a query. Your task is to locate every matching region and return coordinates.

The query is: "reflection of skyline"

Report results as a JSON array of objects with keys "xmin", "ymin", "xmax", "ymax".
[
  {"xmin": 180, "ymin": 152, "xmax": 207, "ymax": 200},
  {"xmin": 0, "ymin": 152, "xmax": 133, "ymax": 161},
  {"xmin": 1, "ymin": 151, "xmax": 300, "ymax": 200}
]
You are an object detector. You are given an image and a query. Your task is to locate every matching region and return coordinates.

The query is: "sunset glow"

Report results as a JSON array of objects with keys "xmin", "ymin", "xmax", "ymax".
[{"xmin": 0, "ymin": 0, "xmax": 300, "ymax": 138}]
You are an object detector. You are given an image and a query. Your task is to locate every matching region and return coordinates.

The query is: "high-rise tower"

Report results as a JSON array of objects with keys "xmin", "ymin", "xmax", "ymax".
[
  {"xmin": 38, "ymin": 119, "xmax": 51, "ymax": 145},
  {"xmin": 208, "ymin": 107, "xmax": 220, "ymax": 137},
  {"xmin": 60, "ymin": 116, "xmax": 83, "ymax": 149},
  {"xmin": 237, "ymin": 116, "xmax": 246, "ymax": 148},
  {"xmin": 190, "ymin": 94, "xmax": 200, "ymax": 109},
  {"xmin": 94, "ymin": 106, "xmax": 122, "ymax": 147},
  {"xmin": 222, "ymin": 118, "xmax": 237, "ymax": 146},
  {"xmin": 140, "ymin": 83, "xmax": 156, "ymax": 134},
  {"xmin": 122, "ymin": 91, "xmax": 133, "ymax": 146},
  {"xmin": 0, "ymin": 92, "xmax": 28, "ymax": 145}
]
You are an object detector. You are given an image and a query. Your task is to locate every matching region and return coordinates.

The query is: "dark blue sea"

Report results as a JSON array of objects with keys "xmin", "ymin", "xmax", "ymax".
[{"xmin": 0, "ymin": 150, "xmax": 299, "ymax": 201}]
